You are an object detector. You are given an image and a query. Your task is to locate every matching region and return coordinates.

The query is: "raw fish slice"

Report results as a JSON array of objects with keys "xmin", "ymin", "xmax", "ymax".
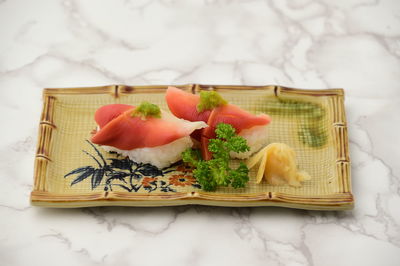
[
  {"xmin": 166, "ymin": 87, "xmax": 271, "ymax": 130},
  {"xmin": 95, "ymin": 104, "xmax": 133, "ymax": 128},
  {"xmin": 165, "ymin": 86, "xmax": 211, "ymax": 123},
  {"xmin": 91, "ymin": 108, "xmax": 207, "ymax": 150},
  {"xmin": 166, "ymin": 86, "xmax": 211, "ymax": 141},
  {"xmin": 200, "ymin": 136, "xmax": 212, "ymax": 160},
  {"xmin": 201, "ymin": 105, "xmax": 271, "ymax": 160},
  {"xmin": 203, "ymin": 104, "xmax": 271, "ymax": 139}
]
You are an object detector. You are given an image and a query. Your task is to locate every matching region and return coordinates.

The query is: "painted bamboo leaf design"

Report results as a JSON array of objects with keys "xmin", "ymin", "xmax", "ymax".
[{"xmin": 64, "ymin": 141, "xmax": 201, "ymax": 193}]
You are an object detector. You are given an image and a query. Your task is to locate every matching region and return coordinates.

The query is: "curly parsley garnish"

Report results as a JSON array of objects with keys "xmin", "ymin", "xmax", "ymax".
[{"xmin": 182, "ymin": 123, "xmax": 250, "ymax": 191}]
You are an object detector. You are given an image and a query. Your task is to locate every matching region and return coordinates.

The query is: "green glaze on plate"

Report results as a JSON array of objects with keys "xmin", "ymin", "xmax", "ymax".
[{"xmin": 259, "ymin": 98, "xmax": 327, "ymax": 148}]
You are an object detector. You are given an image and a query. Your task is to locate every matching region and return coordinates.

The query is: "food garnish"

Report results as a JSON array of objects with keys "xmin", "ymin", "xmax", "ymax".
[
  {"xmin": 182, "ymin": 123, "xmax": 250, "ymax": 191},
  {"xmin": 196, "ymin": 91, "xmax": 228, "ymax": 112},
  {"xmin": 131, "ymin": 101, "xmax": 161, "ymax": 119},
  {"xmin": 247, "ymin": 143, "xmax": 311, "ymax": 187}
]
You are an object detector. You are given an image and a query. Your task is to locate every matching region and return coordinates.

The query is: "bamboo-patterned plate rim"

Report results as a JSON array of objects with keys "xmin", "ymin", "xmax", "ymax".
[{"xmin": 31, "ymin": 84, "xmax": 353, "ymax": 210}]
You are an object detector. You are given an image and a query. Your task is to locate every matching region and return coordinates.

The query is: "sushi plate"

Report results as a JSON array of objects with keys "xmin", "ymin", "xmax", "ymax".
[{"xmin": 30, "ymin": 84, "xmax": 353, "ymax": 210}]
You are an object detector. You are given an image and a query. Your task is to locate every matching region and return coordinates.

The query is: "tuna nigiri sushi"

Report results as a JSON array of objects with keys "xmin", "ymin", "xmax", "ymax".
[
  {"xmin": 165, "ymin": 86, "xmax": 271, "ymax": 160},
  {"xmin": 91, "ymin": 102, "xmax": 207, "ymax": 168}
]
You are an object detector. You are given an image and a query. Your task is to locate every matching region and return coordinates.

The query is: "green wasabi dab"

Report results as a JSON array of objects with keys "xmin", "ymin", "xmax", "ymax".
[
  {"xmin": 196, "ymin": 91, "xmax": 228, "ymax": 112},
  {"xmin": 131, "ymin": 101, "xmax": 161, "ymax": 119}
]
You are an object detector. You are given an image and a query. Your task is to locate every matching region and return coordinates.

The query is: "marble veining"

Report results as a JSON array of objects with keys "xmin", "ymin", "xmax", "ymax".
[{"xmin": 1, "ymin": 0, "xmax": 400, "ymax": 265}]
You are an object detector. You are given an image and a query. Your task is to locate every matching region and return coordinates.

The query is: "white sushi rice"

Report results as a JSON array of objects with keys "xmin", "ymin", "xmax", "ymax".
[
  {"xmin": 102, "ymin": 136, "xmax": 194, "ymax": 169},
  {"xmin": 230, "ymin": 125, "xmax": 269, "ymax": 159},
  {"xmin": 101, "ymin": 124, "xmax": 268, "ymax": 166}
]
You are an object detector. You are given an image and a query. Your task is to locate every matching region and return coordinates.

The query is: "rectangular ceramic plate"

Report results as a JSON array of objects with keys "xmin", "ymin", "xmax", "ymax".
[{"xmin": 30, "ymin": 84, "xmax": 353, "ymax": 210}]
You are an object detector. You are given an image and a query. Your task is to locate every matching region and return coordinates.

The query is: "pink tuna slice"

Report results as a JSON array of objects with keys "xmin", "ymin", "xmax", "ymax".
[{"xmin": 91, "ymin": 104, "xmax": 207, "ymax": 150}]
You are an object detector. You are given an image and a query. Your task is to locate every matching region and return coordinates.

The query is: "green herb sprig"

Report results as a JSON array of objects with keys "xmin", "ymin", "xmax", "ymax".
[{"xmin": 182, "ymin": 123, "xmax": 250, "ymax": 191}]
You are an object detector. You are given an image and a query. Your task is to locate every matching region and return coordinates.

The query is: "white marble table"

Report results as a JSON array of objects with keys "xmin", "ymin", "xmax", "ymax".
[{"xmin": 1, "ymin": 0, "xmax": 400, "ymax": 265}]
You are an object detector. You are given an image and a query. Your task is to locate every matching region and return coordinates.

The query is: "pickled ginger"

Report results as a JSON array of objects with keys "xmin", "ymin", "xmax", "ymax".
[{"xmin": 247, "ymin": 143, "xmax": 311, "ymax": 187}]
